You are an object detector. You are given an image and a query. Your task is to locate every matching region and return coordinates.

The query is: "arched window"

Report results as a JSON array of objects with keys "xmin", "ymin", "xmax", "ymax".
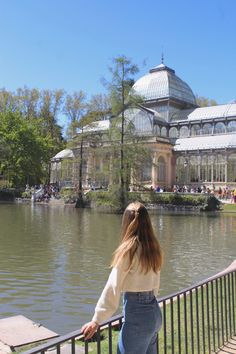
[
  {"xmin": 179, "ymin": 126, "xmax": 189, "ymax": 138},
  {"xmin": 154, "ymin": 125, "xmax": 161, "ymax": 136},
  {"xmin": 228, "ymin": 153, "xmax": 236, "ymax": 182},
  {"xmin": 200, "ymin": 155, "xmax": 212, "ymax": 182},
  {"xmin": 213, "ymin": 154, "xmax": 225, "ymax": 182},
  {"xmin": 161, "ymin": 126, "xmax": 167, "ymax": 137},
  {"xmin": 202, "ymin": 123, "xmax": 212, "ymax": 135},
  {"xmin": 169, "ymin": 127, "xmax": 178, "ymax": 138},
  {"xmin": 189, "ymin": 156, "xmax": 199, "ymax": 182},
  {"xmin": 227, "ymin": 121, "xmax": 236, "ymax": 133},
  {"xmin": 158, "ymin": 156, "xmax": 166, "ymax": 182},
  {"xmin": 191, "ymin": 124, "xmax": 201, "ymax": 136},
  {"xmin": 176, "ymin": 156, "xmax": 186, "ymax": 183},
  {"xmin": 214, "ymin": 122, "xmax": 225, "ymax": 134},
  {"xmin": 140, "ymin": 157, "xmax": 152, "ymax": 182}
]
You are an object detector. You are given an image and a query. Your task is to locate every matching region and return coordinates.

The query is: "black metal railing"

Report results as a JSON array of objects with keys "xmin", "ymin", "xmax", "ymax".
[{"xmin": 22, "ymin": 261, "xmax": 236, "ymax": 354}]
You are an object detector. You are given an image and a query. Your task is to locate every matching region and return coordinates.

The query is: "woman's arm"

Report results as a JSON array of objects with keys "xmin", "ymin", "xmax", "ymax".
[{"xmin": 91, "ymin": 260, "xmax": 129, "ymax": 324}]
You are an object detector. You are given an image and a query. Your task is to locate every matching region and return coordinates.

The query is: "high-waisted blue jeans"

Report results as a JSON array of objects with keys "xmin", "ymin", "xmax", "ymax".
[{"xmin": 117, "ymin": 291, "xmax": 162, "ymax": 354}]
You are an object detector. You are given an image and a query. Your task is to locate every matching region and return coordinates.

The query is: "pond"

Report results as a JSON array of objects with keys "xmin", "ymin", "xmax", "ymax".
[{"xmin": 0, "ymin": 203, "xmax": 235, "ymax": 334}]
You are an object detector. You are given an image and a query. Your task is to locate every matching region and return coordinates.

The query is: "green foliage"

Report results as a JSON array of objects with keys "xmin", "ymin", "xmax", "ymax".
[
  {"xmin": 0, "ymin": 111, "xmax": 58, "ymax": 186},
  {"xmin": 21, "ymin": 191, "xmax": 32, "ymax": 199},
  {"xmin": 86, "ymin": 188, "xmax": 122, "ymax": 211},
  {"xmin": 59, "ymin": 187, "xmax": 78, "ymax": 204}
]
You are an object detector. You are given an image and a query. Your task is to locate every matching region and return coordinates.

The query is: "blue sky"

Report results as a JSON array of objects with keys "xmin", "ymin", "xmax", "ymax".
[{"xmin": 0, "ymin": 0, "xmax": 235, "ymax": 123}]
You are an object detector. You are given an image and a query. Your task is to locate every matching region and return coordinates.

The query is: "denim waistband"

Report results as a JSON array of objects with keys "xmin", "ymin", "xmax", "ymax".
[
  {"xmin": 124, "ymin": 290, "xmax": 154, "ymax": 295},
  {"xmin": 123, "ymin": 290, "xmax": 154, "ymax": 301}
]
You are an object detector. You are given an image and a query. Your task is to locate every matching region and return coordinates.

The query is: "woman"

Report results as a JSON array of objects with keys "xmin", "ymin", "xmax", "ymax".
[{"xmin": 81, "ymin": 201, "xmax": 163, "ymax": 354}]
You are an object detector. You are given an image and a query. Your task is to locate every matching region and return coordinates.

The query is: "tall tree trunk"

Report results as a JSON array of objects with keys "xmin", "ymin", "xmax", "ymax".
[
  {"xmin": 120, "ymin": 64, "xmax": 126, "ymax": 210},
  {"xmin": 75, "ymin": 136, "xmax": 85, "ymax": 208}
]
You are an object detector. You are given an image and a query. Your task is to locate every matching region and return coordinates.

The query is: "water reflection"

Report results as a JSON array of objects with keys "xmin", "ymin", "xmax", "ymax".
[{"xmin": 0, "ymin": 204, "xmax": 235, "ymax": 334}]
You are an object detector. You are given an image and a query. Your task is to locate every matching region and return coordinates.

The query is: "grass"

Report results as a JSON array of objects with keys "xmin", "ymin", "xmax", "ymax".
[{"xmin": 221, "ymin": 203, "xmax": 236, "ymax": 212}]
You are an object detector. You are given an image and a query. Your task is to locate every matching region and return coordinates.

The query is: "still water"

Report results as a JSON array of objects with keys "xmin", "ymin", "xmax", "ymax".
[{"xmin": 0, "ymin": 203, "xmax": 235, "ymax": 335}]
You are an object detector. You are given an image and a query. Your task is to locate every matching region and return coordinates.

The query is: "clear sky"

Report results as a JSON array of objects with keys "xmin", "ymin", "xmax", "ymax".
[{"xmin": 0, "ymin": 0, "xmax": 235, "ymax": 115}]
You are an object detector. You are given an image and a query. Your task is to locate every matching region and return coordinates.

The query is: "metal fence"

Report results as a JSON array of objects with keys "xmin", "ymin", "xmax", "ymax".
[{"xmin": 22, "ymin": 261, "xmax": 236, "ymax": 354}]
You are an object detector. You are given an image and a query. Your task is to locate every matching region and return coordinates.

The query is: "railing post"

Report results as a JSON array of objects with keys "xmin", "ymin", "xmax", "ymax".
[
  {"xmin": 170, "ymin": 298, "xmax": 174, "ymax": 354},
  {"xmin": 211, "ymin": 280, "xmax": 216, "ymax": 351},
  {"xmin": 177, "ymin": 295, "xmax": 181, "ymax": 354},
  {"xmin": 206, "ymin": 283, "xmax": 211, "ymax": 353},
  {"xmin": 201, "ymin": 285, "xmax": 206, "ymax": 354},
  {"xmin": 195, "ymin": 287, "xmax": 200, "ymax": 353},
  {"xmin": 184, "ymin": 292, "xmax": 188, "ymax": 354},
  {"xmin": 190, "ymin": 290, "xmax": 194, "ymax": 354}
]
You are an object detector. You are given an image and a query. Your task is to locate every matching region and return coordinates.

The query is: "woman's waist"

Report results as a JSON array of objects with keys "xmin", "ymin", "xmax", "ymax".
[{"xmin": 123, "ymin": 290, "xmax": 155, "ymax": 302}]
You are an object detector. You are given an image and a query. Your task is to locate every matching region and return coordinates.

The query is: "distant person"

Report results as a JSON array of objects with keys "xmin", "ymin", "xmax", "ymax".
[
  {"xmin": 81, "ymin": 201, "xmax": 163, "ymax": 353},
  {"xmin": 234, "ymin": 189, "xmax": 236, "ymax": 203},
  {"xmin": 218, "ymin": 187, "xmax": 222, "ymax": 199},
  {"xmin": 231, "ymin": 191, "xmax": 234, "ymax": 204}
]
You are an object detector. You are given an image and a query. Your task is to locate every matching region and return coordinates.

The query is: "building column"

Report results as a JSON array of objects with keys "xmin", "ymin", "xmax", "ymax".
[
  {"xmin": 166, "ymin": 153, "xmax": 172, "ymax": 188},
  {"xmin": 151, "ymin": 152, "xmax": 158, "ymax": 188},
  {"xmin": 197, "ymin": 156, "xmax": 201, "ymax": 183},
  {"xmin": 225, "ymin": 153, "xmax": 228, "ymax": 184},
  {"xmin": 211, "ymin": 155, "xmax": 214, "ymax": 183}
]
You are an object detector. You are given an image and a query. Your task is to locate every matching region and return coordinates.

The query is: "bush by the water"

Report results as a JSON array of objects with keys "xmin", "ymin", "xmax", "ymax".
[
  {"xmin": 0, "ymin": 188, "xmax": 21, "ymax": 201},
  {"xmin": 85, "ymin": 191, "xmax": 221, "ymax": 212},
  {"xmin": 60, "ymin": 187, "xmax": 78, "ymax": 204}
]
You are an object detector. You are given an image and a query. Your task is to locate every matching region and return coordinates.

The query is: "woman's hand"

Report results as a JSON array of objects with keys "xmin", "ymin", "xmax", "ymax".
[{"xmin": 81, "ymin": 321, "xmax": 99, "ymax": 340}]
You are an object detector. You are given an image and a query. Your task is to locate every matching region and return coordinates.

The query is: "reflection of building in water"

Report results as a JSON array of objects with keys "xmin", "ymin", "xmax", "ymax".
[{"xmin": 51, "ymin": 61, "xmax": 236, "ymax": 190}]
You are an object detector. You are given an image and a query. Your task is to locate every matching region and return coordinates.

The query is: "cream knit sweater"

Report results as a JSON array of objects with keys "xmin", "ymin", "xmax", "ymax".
[{"xmin": 92, "ymin": 252, "xmax": 160, "ymax": 324}]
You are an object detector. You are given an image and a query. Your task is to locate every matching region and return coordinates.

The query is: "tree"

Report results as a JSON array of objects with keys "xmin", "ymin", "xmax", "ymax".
[
  {"xmin": 195, "ymin": 95, "xmax": 217, "ymax": 107},
  {"xmin": 63, "ymin": 92, "xmax": 102, "ymax": 207},
  {"xmin": 16, "ymin": 87, "xmax": 40, "ymax": 119},
  {"xmin": 63, "ymin": 91, "xmax": 86, "ymax": 138},
  {"xmin": 86, "ymin": 93, "xmax": 111, "ymax": 121},
  {"xmin": 0, "ymin": 88, "xmax": 17, "ymax": 112},
  {"xmin": 106, "ymin": 55, "xmax": 140, "ymax": 210},
  {"xmin": 0, "ymin": 111, "xmax": 54, "ymax": 186}
]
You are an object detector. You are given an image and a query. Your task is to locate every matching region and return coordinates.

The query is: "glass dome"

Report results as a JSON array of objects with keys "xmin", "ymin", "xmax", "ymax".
[{"xmin": 133, "ymin": 63, "xmax": 196, "ymax": 106}]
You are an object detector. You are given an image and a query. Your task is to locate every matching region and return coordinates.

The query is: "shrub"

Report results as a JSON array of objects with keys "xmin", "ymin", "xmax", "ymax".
[
  {"xmin": 0, "ymin": 188, "xmax": 16, "ymax": 201},
  {"xmin": 85, "ymin": 191, "xmax": 221, "ymax": 211}
]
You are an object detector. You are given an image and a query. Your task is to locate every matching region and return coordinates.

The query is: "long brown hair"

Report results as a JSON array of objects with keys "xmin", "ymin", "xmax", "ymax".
[{"xmin": 111, "ymin": 201, "xmax": 163, "ymax": 273}]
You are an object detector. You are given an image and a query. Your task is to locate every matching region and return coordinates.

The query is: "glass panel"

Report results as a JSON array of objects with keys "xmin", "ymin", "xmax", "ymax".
[
  {"xmin": 228, "ymin": 153, "xmax": 236, "ymax": 182},
  {"xmin": 202, "ymin": 123, "xmax": 212, "ymax": 135},
  {"xmin": 227, "ymin": 121, "xmax": 236, "ymax": 132},
  {"xmin": 176, "ymin": 156, "xmax": 185, "ymax": 183},
  {"xmin": 155, "ymin": 125, "xmax": 161, "ymax": 136},
  {"xmin": 214, "ymin": 122, "xmax": 225, "ymax": 134},
  {"xmin": 179, "ymin": 126, "xmax": 189, "ymax": 138},
  {"xmin": 189, "ymin": 156, "xmax": 199, "ymax": 182},
  {"xmin": 214, "ymin": 154, "xmax": 225, "ymax": 182},
  {"xmin": 169, "ymin": 127, "xmax": 178, "ymax": 138},
  {"xmin": 191, "ymin": 124, "xmax": 201, "ymax": 136},
  {"xmin": 161, "ymin": 126, "xmax": 167, "ymax": 137},
  {"xmin": 140, "ymin": 158, "xmax": 152, "ymax": 182}
]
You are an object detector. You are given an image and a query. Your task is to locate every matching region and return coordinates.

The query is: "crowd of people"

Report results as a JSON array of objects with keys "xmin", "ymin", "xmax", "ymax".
[
  {"xmin": 153, "ymin": 184, "xmax": 236, "ymax": 203},
  {"xmin": 25, "ymin": 183, "xmax": 60, "ymax": 202}
]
